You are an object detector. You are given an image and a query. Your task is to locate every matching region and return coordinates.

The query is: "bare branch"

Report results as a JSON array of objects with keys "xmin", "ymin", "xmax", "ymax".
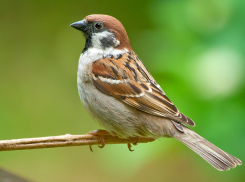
[{"xmin": 0, "ymin": 132, "xmax": 155, "ymax": 151}]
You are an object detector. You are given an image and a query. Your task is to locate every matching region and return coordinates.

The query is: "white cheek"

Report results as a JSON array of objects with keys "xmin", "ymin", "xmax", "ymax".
[{"xmin": 91, "ymin": 33, "xmax": 103, "ymax": 49}]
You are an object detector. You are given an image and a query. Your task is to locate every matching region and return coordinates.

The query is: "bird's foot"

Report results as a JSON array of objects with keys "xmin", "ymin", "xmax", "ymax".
[{"xmin": 88, "ymin": 129, "xmax": 111, "ymax": 151}]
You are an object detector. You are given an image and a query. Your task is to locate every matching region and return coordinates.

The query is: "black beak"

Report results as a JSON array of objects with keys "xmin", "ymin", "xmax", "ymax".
[{"xmin": 70, "ymin": 20, "xmax": 87, "ymax": 31}]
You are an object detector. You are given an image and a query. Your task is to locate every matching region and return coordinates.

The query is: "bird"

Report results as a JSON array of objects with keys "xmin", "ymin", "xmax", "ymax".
[{"xmin": 70, "ymin": 14, "xmax": 242, "ymax": 171}]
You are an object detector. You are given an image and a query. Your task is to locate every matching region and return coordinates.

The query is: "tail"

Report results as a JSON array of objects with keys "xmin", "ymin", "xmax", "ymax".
[{"xmin": 174, "ymin": 127, "xmax": 242, "ymax": 171}]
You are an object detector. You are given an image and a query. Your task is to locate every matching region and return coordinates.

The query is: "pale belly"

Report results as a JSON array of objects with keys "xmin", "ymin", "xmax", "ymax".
[{"xmin": 77, "ymin": 77, "xmax": 145, "ymax": 138}]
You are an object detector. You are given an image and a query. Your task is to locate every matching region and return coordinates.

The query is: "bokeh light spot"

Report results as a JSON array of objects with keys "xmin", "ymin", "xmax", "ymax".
[{"xmin": 192, "ymin": 48, "xmax": 244, "ymax": 99}]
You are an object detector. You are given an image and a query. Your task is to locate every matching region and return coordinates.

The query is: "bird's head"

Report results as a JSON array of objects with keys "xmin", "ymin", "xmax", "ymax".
[{"xmin": 70, "ymin": 14, "xmax": 132, "ymax": 52}]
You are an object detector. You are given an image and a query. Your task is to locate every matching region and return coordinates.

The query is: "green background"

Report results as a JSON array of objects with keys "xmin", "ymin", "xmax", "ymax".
[{"xmin": 0, "ymin": 0, "xmax": 244, "ymax": 181}]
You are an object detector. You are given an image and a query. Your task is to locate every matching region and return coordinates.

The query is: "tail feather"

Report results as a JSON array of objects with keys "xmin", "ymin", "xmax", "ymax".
[{"xmin": 174, "ymin": 127, "xmax": 242, "ymax": 171}]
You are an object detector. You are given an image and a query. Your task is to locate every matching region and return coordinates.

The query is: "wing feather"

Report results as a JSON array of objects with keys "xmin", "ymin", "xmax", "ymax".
[{"xmin": 92, "ymin": 52, "xmax": 195, "ymax": 127}]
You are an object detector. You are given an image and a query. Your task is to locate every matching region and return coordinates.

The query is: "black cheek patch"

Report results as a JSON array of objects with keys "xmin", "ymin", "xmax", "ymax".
[{"xmin": 100, "ymin": 36, "xmax": 115, "ymax": 49}]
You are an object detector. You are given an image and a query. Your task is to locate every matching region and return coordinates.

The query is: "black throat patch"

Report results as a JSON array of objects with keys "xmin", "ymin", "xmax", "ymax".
[{"xmin": 82, "ymin": 36, "xmax": 92, "ymax": 53}]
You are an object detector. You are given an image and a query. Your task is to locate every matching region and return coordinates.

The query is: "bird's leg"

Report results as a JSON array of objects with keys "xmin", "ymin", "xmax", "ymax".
[
  {"xmin": 133, "ymin": 136, "xmax": 139, "ymax": 146},
  {"xmin": 88, "ymin": 130, "xmax": 112, "ymax": 150}
]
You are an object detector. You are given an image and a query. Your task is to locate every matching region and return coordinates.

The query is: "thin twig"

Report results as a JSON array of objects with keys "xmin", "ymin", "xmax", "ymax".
[{"xmin": 0, "ymin": 132, "xmax": 155, "ymax": 151}]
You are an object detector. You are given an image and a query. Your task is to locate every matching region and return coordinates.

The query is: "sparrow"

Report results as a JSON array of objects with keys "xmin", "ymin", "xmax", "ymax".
[{"xmin": 70, "ymin": 14, "xmax": 241, "ymax": 171}]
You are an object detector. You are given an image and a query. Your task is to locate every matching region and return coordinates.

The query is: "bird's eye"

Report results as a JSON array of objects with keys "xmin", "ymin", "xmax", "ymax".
[{"xmin": 94, "ymin": 22, "xmax": 103, "ymax": 30}]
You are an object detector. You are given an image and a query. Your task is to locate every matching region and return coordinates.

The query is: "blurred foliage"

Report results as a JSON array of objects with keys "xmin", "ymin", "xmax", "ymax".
[{"xmin": 0, "ymin": 0, "xmax": 245, "ymax": 182}]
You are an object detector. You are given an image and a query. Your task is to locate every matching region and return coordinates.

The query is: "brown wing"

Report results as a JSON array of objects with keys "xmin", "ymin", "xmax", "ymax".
[{"xmin": 92, "ymin": 52, "xmax": 195, "ymax": 127}]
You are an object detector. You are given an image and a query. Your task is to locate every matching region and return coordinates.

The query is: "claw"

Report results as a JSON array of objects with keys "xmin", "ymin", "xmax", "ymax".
[
  {"xmin": 98, "ymin": 136, "xmax": 105, "ymax": 148},
  {"xmin": 127, "ymin": 143, "xmax": 134, "ymax": 152},
  {"xmin": 89, "ymin": 145, "xmax": 93, "ymax": 152}
]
